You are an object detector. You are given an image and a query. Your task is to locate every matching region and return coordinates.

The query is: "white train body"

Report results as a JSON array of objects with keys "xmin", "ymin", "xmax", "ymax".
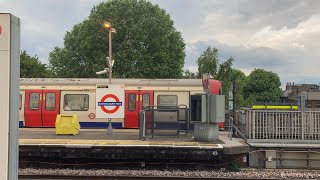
[{"xmin": 19, "ymin": 78, "xmax": 206, "ymax": 128}]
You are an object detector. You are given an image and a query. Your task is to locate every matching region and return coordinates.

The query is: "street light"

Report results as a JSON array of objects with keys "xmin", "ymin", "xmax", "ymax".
[
  {"xmin": 103, "ymin": 22, "xmax": 117, "ymax": 135},
  {"xmin": 103, "ymin": 22, "xmax": 117, "ymax": 84}
]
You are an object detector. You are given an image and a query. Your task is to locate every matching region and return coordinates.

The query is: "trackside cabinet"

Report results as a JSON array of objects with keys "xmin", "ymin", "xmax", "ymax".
[
  {"xmin": 209, "ymin": 95, "xmax": 225, "ymax": 123},
  {"xmin": 194, "ymin": 95, "xmax": 225, "ymax": 142}
]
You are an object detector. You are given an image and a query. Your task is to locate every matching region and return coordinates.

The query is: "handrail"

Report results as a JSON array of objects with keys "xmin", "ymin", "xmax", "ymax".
[
  {"xmin": 140, "ymin": 105, "xmax": 190, "ymax": 138},
  {"xmin": 228, "ymin": 116, "xmax": 233, "ymax": 140},
  {"xmin": 138, "ymin": 110, "xmax": 146, "ymax": 140},
  {"xmin": 144, "ymin": 105, "xmax": 179, "ymax": 109},
  {"xmin": 233, "ymin": 124, "xmax": 247, "ymax": 140},
  {"xmin": 228, "ymin": 116, "xmax": 247, "ymax": 140}
]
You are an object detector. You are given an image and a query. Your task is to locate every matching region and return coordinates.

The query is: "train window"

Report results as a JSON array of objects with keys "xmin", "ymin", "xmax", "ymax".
[
  {"xmin": 64, "ymin": 94, "xmax": 89, "ymax": 111},
  {"xmin": 157, "ymin": 95, "xmax": 178, "ymax": 107},
  {"xmin": 46, "ymin": 93, "xmax": 56, "ymax": 111},
  {"xmin": 29, "ymin": 93, "xmax": 39, "ymax": 110},
  {"xmin": 128, "ymin": 93, "xmax": 136, "ymax": 111},
  {"xmin": 19, "ymin": 93, "xmax": 22, "ymax": 110},
  {"xmin": 142, "ymin": 94, "xmax": 150, "ymax": 109}
]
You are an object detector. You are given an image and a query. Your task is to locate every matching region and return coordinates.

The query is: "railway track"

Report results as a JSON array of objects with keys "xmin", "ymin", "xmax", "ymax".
[{"xmin": 19, "ymin": 174, "xmax": 283, "ymax": 180}]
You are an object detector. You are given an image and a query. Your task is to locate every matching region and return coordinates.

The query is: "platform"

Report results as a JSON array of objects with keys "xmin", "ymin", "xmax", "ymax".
[
  {"xmin": 18, "ymin": 128, "xmax": 250, "ymax": 169},
  {"xmin": 19, "ymin": 128, "xmax": 249, "ymax": 153}
]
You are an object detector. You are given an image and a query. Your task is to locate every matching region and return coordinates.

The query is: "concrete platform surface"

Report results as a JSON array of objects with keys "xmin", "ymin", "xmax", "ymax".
[
  {"xmin": 19, "ymin": 138, "xmax": 223, "ymax": 149},
  {"xmin": 19, "ymin": 128, "xmax": 249, "ymax": 153}
]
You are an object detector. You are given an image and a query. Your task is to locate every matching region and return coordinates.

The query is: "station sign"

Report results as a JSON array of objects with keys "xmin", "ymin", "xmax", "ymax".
[{"xmin": 96, "ymin": 84, "xmax": 125, "ymax": 119}]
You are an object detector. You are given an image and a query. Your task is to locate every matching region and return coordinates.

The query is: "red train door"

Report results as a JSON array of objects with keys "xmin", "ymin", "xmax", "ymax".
[
  {"xmin": 42, "ymin": 90, "xmax": 60, "ymax": 127},
  {"xmin": 24, "ymin": 90, "xmax": 60, "ymax": 127},
  {"xmin": 124, "ymin": 90, "xmax": 153, "ymax": 128},
  {"xmin": 25, "ymin": 90, "xmax": 42, "ymax": 127}
]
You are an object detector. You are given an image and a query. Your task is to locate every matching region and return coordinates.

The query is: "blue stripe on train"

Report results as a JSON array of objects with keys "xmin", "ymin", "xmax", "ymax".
[
  {"xmin": 19, "ymin": 121, "xmax": 196, "ymax": 130},
  {"xmin": 19, "ymin": 121, "xmax": 123, "ymax": 129},
  {"xmin": 79, "ymin": 122, "xmax": 123, "ymax": 129}
]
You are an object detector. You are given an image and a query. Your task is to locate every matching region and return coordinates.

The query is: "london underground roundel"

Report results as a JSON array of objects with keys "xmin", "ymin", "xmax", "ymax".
[
  {"xmin": 98, "ymin": 94, "xmax": 122, "ymax": 114},
  {"xmin": 96, "ymin": 84, "xmax": 124, "ymax": 119}
]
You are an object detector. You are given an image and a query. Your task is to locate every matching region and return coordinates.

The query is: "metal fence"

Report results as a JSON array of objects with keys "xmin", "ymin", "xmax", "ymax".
[
  {"xmin": 139, "ymin": 105, "xmax": 190, "ymax": 140},
  {"xmin": 241, "ymin": 109, "xmax": 320, "ymax": 140}
]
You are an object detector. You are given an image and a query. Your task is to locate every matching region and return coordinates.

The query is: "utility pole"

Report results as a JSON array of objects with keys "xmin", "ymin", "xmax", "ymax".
[{"xmin": 233, "ymin": 80, "xmax": 237, "ymax": 126}]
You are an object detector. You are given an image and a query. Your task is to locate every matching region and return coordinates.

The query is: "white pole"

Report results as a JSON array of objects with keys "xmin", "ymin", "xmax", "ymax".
[
  {"xmin": 107, "ymin": 29, "xmax": 113, "ymax": 134},
  {"xmin": 0, "ymin": 13, "xmax": 20, "ymax": 180},
  {"xmin": 108, "ymin": 30, "xmax": 112, "ymax": 85}
]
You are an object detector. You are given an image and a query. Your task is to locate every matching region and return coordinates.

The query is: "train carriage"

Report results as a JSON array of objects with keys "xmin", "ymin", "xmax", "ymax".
[{"xmin": 19, "ymin": 78, "xmax": 222, "ymax": 129}]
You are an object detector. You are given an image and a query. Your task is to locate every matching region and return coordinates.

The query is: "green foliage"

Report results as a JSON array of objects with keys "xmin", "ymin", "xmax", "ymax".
[
  {"xmin": 196, "ymin": 47, "xmax": 245, "ymax": 108},
  {"xmin": 197, "ymin": 47, "xmax": 219, "ymax": 78},
  {"xmin": 226, "ymin": 161, "xmax": 241, "ymax": 172},
  {"xmin": 183, "ymin": 69, "xmax": 197, "ymax": 79},
  {"xmin": 195, "ymin": 46, "xmax": 283, "ymax": 108},
  {"xmin": 243, "ymin": 69, "xmax": 282, "ymax": 104},
  {"xmin": 216, "ymin": 57, "xmax": 234, "ymax": 107},
  {"xmin": 49, "ymin": 0, "xmax": 185, "ymax": 78},
  {"xmin": 229, "ymin": 69, "xmax": 247, "ymax": 108},
  {"xmin": 20, "ymin": 51, "xmax": 51, "ymax": 78}
]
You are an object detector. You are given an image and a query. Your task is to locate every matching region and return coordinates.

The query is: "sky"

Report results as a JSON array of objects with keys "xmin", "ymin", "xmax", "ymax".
[{"xmin": 1, "ymin": 0, "xmax": 320, "ymax": 88}]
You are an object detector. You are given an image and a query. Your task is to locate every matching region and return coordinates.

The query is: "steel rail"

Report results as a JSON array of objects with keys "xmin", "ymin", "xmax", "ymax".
[{"xmin": 19, "ymin": 174, "xmax": 283, "ymax": 180}]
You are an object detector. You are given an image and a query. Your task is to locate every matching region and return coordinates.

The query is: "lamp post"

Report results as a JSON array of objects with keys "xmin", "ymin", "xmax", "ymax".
[
  {"xmin": 103, "ymin": 22, "xmax": 116, "ymax": 84},
  {"xmin": 103, "ymin": 22, "xmax": 116, "ymax": 135}
]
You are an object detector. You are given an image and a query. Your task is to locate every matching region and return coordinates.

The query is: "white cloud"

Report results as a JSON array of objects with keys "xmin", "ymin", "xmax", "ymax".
[
  {"xmin": 1, "ymin": 0, "xmax": 320, "ymax": 88},
  {"xmin": 183, "ymin": 65, "xmax": 198, "ymax": 73},
  {"xmin": 246, "ymin": 14, "xmax": 320, "ymax": 51}
]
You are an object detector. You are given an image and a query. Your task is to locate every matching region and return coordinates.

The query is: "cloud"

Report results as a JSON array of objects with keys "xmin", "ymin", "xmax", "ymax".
[
  {"xmin": 151, "ymin": 0, "xmax": 320, "ymax": 47},
  {"xmin": 1, "ymin": 0, "xmax": 320, "ymax": 88},
  {"xmin": 0, "ymin": 0, "xmax": 102, "ymax": 63},
  {"xmin": 183, "ymin": 11, "xmax": 320, "ymax": 86},
  {"xmin": 246, "ymin": 14, "xmax": 320, "ymax": 50}
]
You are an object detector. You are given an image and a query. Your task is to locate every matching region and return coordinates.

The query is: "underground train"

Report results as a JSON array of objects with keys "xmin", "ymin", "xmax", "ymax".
[{"xmin": 19, "ymin": 78, "xmax": 222, "ymax": 129}]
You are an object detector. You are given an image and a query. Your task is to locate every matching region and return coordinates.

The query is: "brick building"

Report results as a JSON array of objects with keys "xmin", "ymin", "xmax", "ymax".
[{"xmin": 281, "ymin": 83, "xmax": 320, "ymax": 108}]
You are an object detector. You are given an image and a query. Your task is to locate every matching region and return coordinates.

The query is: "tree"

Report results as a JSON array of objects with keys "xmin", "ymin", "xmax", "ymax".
[
  {"xmin": 20, "ymin": 51, "xmax": 51, "ymax": 78},
  {"xmin": 243, "ymin": 69, "xmax": 282, "ymax": 104},
  {"xmin": 49, "ymin": 0, "xmax": 185, "ymax": 78},
  {"xmin": 216, "ymin": 57, "xmax": 234, "ymax": 107},
  {"xmin": 229, "ymin": 69, "xmax": 247, "ymax": 108},
  {"xmin": 183, "ymin": 69, "xmax": 196, "ymax": 79},
  {"xmin": 196, "ymin": 47, "xmax": 235, "ymax": 107},
  {"xmin": 197, "ymin": 47, "xmax": 219, "ymax": 78}
]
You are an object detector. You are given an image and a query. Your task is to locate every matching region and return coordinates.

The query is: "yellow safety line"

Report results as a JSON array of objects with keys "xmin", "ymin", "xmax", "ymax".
[{"xmin": 19, "ymin": 139, "xmax": 222, "ymax": 148}]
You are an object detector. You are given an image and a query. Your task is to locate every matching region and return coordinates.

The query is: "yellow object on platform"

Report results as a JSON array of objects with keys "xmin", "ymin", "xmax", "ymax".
[
  {"xmin": 55, "ymin": 115, "xmax": 80, "ymax": 135},
  {"xmin": 252, "ymin": 105, "xmax": 298, "ymax": 110}
]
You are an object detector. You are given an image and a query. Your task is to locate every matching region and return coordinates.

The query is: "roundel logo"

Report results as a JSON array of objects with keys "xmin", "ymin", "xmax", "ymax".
[
  {"xmin": 0, "ymin": 25, "xmax": 2, "ymax": 36},
  {"xmin": 98, "ymin": 94, "xmax": 122, "ymax": 114}
]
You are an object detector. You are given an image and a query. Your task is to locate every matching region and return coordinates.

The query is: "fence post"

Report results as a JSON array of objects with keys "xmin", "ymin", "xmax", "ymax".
[
  {"xmin": 252, "ymin": 110, "xmax": 255, "ymax": 139},
  {"xmin": 228, "ymin": 117, "xmax": 233, "ymax": 140},
  {"xmin": 248, "ymin": 109, "xmax": 251, "ymax": 139},
  {"xmin": 301, "ymin": 110, "xmax": 304, "ymax": 140},
  {"xmin": 151, "ymin": 106, "xmax": 154, "ymax": 138}
]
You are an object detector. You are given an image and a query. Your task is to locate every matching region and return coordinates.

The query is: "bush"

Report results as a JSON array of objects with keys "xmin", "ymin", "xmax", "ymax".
[{"xmin": 226, "ymin": 161, "xmax": 241, "ymax": 172}]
